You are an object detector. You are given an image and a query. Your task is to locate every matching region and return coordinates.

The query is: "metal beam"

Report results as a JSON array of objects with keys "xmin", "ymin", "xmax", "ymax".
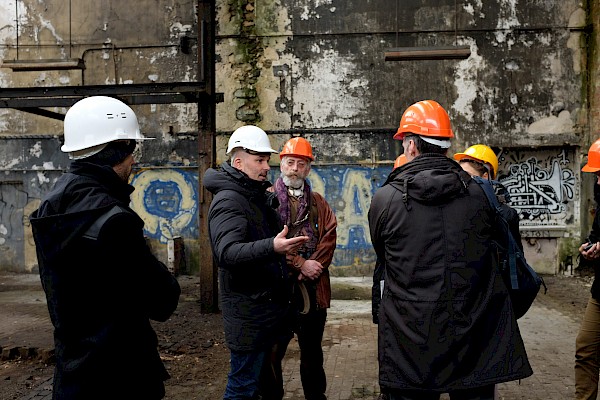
[
  {"xmin": 15, "ymin": 107, "xmax": 67, "ymax": 120},
  {"xmin": 0, "ymin": 82, "xmax": 222, "ymax": 121},
  {"xmin": 385, "ymin": 46, "xmax": 471, "ymax": 61},
  {"xmin": 1, "ymin": 58, "xmax": 85, "ymax": 71},
  {"xmin": 0, "ymin": 82, "xmax": 206, "ymax": 99}
]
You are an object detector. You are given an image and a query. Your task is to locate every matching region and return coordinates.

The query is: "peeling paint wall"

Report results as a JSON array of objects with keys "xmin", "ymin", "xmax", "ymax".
[
  {"xmin": 0, "ymin": 0, "xmax": 593, "ymax": 276},
  {"xmin": 214, "ymin": 0, "xmax": 587, "ymax": 275},
  {"xmin": 0, "ymin": 0, "xmax": 200, "ymax": 272}
]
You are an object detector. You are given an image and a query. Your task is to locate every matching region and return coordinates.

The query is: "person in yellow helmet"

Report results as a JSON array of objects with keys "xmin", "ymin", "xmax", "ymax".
[
  {"xmin": 369, "ymin": 100, "xmax": 532, "ymax": 400},
  {"xmin": 453, "ymin": 144, "xmax": 499, "ymax": 180},
  {"xmin": 454, "ymin": 144, "xmax": 523, "ymax": 253},
  {"xmin": 575, "ymin": 138, "xmax": 600, "ymax": 399}
]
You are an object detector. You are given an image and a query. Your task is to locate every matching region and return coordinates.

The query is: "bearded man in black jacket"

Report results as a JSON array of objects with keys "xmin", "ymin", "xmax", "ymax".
[
  {"xmin": 29, "ymin": 96, "xmax": 181, "ymax": 400},
  {"xmin": 203, "ymin": 125, "xmax": 309, "ymax": 400},
  {"xmin": 368, "ymin": 100, "xmax": 532, "ymax": 400}
]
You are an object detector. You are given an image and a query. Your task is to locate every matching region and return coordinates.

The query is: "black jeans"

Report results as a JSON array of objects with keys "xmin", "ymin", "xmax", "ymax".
[{"xmin": 294, "ymin": 302, "xmax": 327, "ymax": 400}]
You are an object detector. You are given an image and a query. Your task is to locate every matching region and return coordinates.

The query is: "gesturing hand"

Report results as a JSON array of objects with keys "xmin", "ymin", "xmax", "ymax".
[{"xmin": 273, "ymin": 225, "xmax": 309, "ymax": 255}]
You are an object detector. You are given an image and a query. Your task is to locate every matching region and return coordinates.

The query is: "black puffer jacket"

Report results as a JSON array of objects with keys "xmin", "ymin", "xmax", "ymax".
[
  {"xmin": 29, "ymin": 161, "xmax": 181, "ymax": 400},
  {"xmin": 586, "ymin": 183, "xmax": 600, "ymax": 300},
  {"xmin": 203, "ymin": 162, "xmax": 293, "ymax": 352},
  {"xmin": 368, "ymin": 154, "xmax": 532, "ymax": 392}
]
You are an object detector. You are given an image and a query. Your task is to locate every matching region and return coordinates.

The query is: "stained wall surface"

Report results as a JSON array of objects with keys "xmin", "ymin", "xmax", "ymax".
[{"xmin": 0, "ymin": 0, "xmax": 591, "ymax": 275}]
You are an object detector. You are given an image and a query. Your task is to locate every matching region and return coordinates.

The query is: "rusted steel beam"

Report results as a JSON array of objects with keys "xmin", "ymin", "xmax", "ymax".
[
  {"xmin": 0, "ymin": 82, "xmax": 206, "ymax": 98},
  {"xmin": 1, "ymin": 58, "xmax": 85, "ymax": 71},
  {"xmin": 385, "ymin": 46, "xmax": 471, "ymax": 61}
]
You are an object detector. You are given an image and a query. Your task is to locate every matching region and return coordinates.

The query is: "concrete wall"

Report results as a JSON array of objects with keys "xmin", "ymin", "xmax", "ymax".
[{"xmin": 0, "ymin": 0, "xmax": 592, "ymax": 276}]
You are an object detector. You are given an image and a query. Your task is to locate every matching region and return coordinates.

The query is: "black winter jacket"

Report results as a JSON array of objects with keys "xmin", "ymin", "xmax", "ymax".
[
  {"xmin": 29, "ymin": 161, "xmax": 181, "ymax": 400},
  {"xmin": 586, "ymin": 185, "xmax": 600, "ymax": 300},
  {"xmin": 203, "ymin": 162, "xmax": 293, "ymax": 352},
  {"xmin": 368, "ymin": 154, "xmax": 532, "ymax": 392}
]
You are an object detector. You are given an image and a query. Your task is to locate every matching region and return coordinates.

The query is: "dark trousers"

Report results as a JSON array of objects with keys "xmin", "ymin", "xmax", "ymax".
[
  {"xmin": 295, "ymin": 307, "xmax": 328, "ymax": 400},
  {"xmin": 387, "ymin": 384, "xmax": 495, "ymax": 400}
]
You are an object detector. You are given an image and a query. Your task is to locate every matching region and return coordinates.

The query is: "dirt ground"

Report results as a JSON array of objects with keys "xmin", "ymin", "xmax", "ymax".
[
  {"xmin": 0, "ymin": 271, "xmax": 596, "ymax": 400},
  {"xmin": 0, "ymin": 275, "xmax": 231, "ymax": 400}
]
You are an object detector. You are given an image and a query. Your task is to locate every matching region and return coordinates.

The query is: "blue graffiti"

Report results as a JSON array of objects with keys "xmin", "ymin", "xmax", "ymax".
[
  {"xmin": 130, "ymin": 169, "xmax": 199, "ymax": 243},
  {"xmin": 144, "ymin": 181, "xmax": 184, "ymax": 218}
]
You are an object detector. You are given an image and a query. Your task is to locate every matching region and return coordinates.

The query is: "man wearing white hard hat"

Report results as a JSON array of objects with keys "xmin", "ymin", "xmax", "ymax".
[
  {"xmin": 30, "ymin": 96, "xmax": 181, "ymax": 399},
  {"xmin": 203, "ymin": 125, "xmax": 309, "ymax": 400}
]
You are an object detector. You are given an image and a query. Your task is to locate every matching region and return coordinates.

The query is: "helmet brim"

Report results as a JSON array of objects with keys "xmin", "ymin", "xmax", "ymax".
[{"xmin": 582, "ymin": 164, "xmax": 600, "ymax": 173}]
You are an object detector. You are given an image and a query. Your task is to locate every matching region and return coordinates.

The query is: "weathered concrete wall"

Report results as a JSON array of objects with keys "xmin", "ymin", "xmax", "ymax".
[
  {"xmin": 0, "ymin": 0, "xmax": 592, "ymax": 276},
  {"xmin": 213, "ymin": 0, "xmax": 587, "ymax": 275},
  {"xmin": 0, "ymin": 0, "xmax": 201, "ymax": 272}
]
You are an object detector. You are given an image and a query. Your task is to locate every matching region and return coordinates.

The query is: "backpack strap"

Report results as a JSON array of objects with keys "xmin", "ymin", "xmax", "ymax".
[
  {"xmin": 388, "ymin": 178, "xmax": 411, "ymax": 210},
  {"xmin": 82, "ymin": 205, "xmax": 129, "ymax": 240},
  {"xmin": 472, "ymin": 176, "xmax": 520, "ymax": 290}
]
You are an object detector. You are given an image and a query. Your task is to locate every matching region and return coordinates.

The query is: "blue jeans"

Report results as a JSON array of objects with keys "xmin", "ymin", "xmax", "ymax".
[{"xmin": 223, "ymin": 342, "xmax": 287, "ymax": 400}]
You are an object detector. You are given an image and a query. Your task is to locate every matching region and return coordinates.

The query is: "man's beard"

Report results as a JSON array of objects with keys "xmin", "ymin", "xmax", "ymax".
[{"xmin": 282, "ymin": 174, "xmax": 304, "ymax": 189}]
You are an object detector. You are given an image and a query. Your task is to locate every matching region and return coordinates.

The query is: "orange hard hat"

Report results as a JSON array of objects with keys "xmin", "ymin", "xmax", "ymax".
[
  {"xmin": 280, "ymin": 137, "xmax": 314, "ymax": 161},
  {"xmin": 394, "ymin": 100, "xmax": 454, "ymax": 141},
  {"xmin": 393, "ymin": 154, "xmax": 408, "ymax": 169},
  {"xmin": 582, "ymin": 138, "xmax": 600, "ymax": 172}
]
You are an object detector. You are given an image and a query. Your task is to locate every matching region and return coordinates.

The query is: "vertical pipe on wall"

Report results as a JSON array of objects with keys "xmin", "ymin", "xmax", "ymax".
[
  {"xmin": 197, "ymin": 0, "xmax": 218, "ymax": 313},
  {"xmin": 15, "ymin": 2, "xmax": 19, "ymax": 59},
  {"xmin": 69, "ymin": 0, "xmax": 72, "ymax": 58}
]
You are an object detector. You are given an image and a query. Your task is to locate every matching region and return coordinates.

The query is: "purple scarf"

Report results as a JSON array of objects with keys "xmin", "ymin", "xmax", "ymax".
[{"xmin": 274, "ymin": 177, "xmax": 318, "ymax": 253}]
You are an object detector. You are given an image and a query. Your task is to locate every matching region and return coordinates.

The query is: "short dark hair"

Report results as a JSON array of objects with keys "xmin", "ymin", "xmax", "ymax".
[
  {"xmin": 405, "ymin": 135, "xmax": 448, "ymax": 155},
  {"xmin": 459, "ymin": 158, "xmax": 489, "ymax": 177},
  {"xmin": 86, "ymin": 140, "xmax": 136, "ymax": 167}
]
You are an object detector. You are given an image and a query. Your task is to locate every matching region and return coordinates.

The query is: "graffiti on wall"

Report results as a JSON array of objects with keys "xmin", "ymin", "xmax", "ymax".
[
  {"xmin": 498, "ymin": 148, "xmax": 577, "ymax": 235},
  {"xmin": 130, "ymin": 168, "xmax": 199, "ymax": 243},
  {"xmin": 270, "ymin": 166, "xmax": 388, "ymax": 267},
  {"xmin": 120, "ymin": 154, "xmax": 575, "ymax": 268},
  {"xmin": 8, "ymin": 151, "xmax": 573, "ymax": 273}
]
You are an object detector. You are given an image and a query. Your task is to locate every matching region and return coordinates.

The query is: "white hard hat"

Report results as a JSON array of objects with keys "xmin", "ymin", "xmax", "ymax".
[
  {"xmin": 226, "ymin": 125, "xmax": 277, "ymax": 155},
  {"xmin": 61, "ymin": 96, "xmax": 153, "ymax": 158}
]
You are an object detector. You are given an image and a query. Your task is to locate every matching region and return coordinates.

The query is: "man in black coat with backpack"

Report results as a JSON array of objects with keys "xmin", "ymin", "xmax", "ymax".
[
  {"xmin": 30, "ymin": 96, "xmax": 181, "ymax": 400},
  {"xmin": 368, "ymin": 100, "xmax": 532, "ymax": 400}
]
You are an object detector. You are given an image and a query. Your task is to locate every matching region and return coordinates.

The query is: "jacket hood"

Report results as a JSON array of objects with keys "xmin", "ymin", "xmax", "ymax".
[
  {"xmin": 29, "ymin": 161, "xmax": 134, "ymax": 261},
  {"xmin": 203, "ymin": 162, "xmax": 276, "ymax": 202},
  {"xmin": 386, "ymin": 154, "xmax": 471, "ymax": 205}
]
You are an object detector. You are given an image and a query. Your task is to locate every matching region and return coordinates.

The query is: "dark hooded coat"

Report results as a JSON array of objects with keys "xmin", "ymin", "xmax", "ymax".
[
  {"xmin": 203, "ymin": 162, "xmax": 293, "ymax": 352},
  {"xmin": 29, "ymin": 161, "xmax": 181, "ymax": 400},
  {"xmin": 368, "ymin": 154, "xmax": 532, "ymax": 392}
]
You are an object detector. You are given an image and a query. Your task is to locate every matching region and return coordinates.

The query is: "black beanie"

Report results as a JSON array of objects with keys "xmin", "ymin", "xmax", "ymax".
[{"xmin": 86, "ymin": 140, "xmax": 136, "ymax": 167}]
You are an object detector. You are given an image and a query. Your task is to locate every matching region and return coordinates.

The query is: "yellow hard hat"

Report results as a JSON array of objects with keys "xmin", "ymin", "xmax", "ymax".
[{"xmin": 453, "ymin": 144, "xmax": 499, "ymax": 179}]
